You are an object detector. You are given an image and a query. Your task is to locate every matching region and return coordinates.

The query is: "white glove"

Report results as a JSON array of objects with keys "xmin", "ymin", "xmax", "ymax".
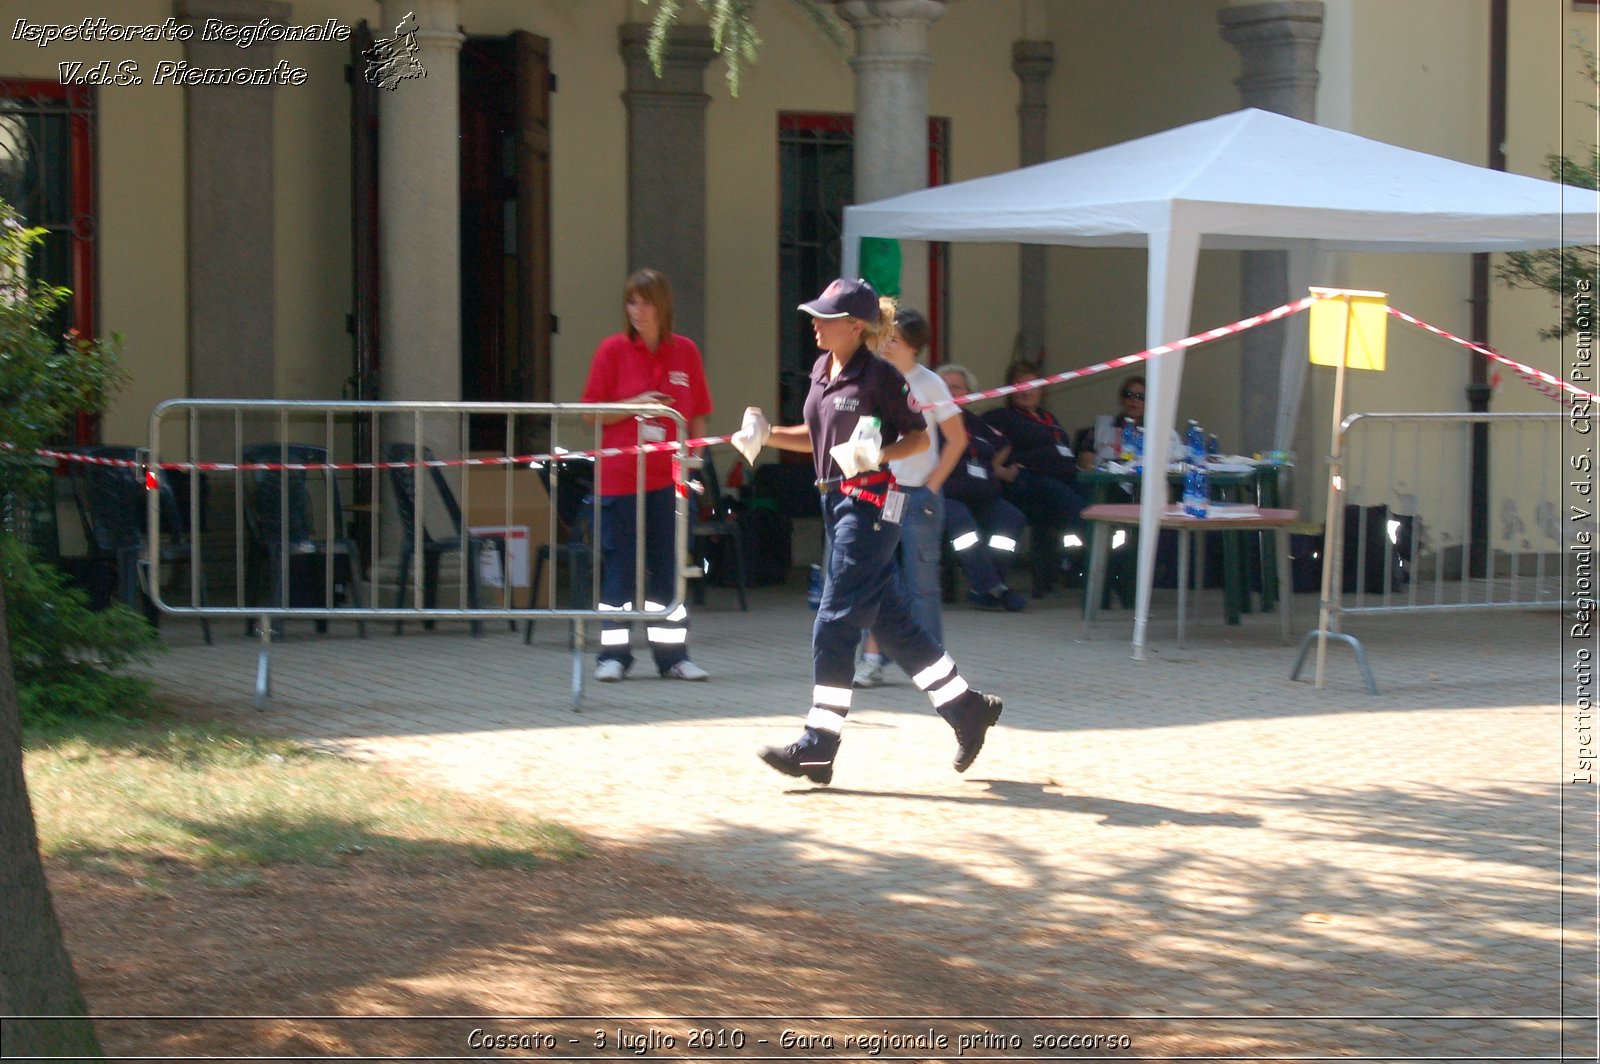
[
  {"xmin": 828, "ymin": 415, "xmax": 883, "ymax": 478},
  {"xmin": 729, "ymin": 406, "xmax": 770, "ymax": 466},
  {"xmin": 828, "ymin": 437, "xmax": 882, "ymax": 479}
]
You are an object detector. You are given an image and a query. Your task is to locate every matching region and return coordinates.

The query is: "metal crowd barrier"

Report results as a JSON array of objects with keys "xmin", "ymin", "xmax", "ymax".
[
  {"xmin": 145, "ymin": 399, "xmax": 692, "ymax": 709},
  {"xmin": 1292, "ymin": 411, "xmax": 1574, "ymax": 693}
]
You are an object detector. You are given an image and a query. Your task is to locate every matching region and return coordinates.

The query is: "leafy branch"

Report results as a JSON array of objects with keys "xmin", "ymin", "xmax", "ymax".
[
  {"xmin": 0, "ymin": 197, "xmax": 157, "ymax": 727},
  {"xmin": 1495, "ymin": 42, "xmax": 1600, "ymax": 340},
  {"xmin": 638, "ymin": 0, "xmax": 845, "ymax": 96},
  {"xmin": 0, "ymin": 202, "xmax": 125, "ymax": 501}
]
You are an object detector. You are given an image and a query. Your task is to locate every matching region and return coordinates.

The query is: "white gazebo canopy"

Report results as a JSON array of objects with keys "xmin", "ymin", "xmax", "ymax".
[{"xmin": 842, "ymin": 107, "xmax": 1600, "ymax": 656}]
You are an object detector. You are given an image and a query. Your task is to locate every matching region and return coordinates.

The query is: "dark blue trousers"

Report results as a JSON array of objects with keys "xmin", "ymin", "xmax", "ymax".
[
  {"xmin": 800, "ymin": 491, "xmax": 981, "ymax": 740},
  {"xmin": 816, "ymin": 492, "xmax": 945, "ymax": 694},
  {"xmin": 597, "ymin": 486, "xmax": 689, "ymax": 672},
  {"xmin": 945, "ymin": 495, "xmax": 1027, "ymax": 595}
]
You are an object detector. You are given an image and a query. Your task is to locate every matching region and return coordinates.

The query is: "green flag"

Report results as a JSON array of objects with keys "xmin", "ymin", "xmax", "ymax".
[{"xmin": 857, "ymin": 237, "xmax": 902, "ymax": 298}]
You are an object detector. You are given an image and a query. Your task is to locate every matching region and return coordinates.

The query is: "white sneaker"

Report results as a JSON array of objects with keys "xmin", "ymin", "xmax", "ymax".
[
  {"xmin": 853, "ymin": 657, "xmax": 885, "ymax": 688},
  {"xmin": 595, "ymin": 659, "xmax": 626, "ymax": 683},
  {"xmin": 663, "ymin": 659, "xmax": 709, "ymax": 681}
]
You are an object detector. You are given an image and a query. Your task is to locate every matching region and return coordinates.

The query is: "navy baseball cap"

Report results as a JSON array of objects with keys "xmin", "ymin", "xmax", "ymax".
[{"xmin": 798, "ymin": 277, "xmax": 879, "ymax": 321}]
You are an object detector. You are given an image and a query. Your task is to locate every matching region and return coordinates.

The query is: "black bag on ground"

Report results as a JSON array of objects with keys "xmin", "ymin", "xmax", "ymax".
[
  {"xmin": 743, "ymin": 505, "xmax": 793, "ymax": 586},
  {"xmin": 705, "ymin": 503, "xmax": 793, "ymax": 587},
  {"xmin": 1289, "ymin": 532, "xmax": 1323, "ymax": 594},
  {"xmin": 1342, "ymin": 504, "xmax": 1413, "ymax": 595}
]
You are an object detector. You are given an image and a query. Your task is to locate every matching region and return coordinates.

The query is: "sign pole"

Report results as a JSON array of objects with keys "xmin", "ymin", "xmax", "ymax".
[
  {"xmin": 1290, "ymin": 286, "xmax": 1385, "ymax": 693},
  {"xmin": 1313, "ymin": 293, "xmax": 1356, "ymax": 688}
]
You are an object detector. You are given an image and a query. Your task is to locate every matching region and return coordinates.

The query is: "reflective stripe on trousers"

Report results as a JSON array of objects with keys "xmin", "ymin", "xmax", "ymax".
[{"xmin": 597, "ymin": 486, "xmax": 689, "ymax": 670}]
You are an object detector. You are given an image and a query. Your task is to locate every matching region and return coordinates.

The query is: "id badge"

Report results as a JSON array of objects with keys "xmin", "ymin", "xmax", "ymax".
[
  {"xmin": 880, "ymin": 489, "xmax": 906, "ymax": 525},
  {"xmin": 966, "ymin": 462, "xmax": 988, "ymax": 479},
  {"xmin": 641, "ymin": 422, "xmax": 668, "ymax": 443}
]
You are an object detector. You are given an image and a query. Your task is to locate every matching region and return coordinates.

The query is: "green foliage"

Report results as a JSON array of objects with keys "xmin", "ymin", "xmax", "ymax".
[
  {"xmin": 3, "ymin": 537, "xmax": 160, "ymax": 725},
  {"xmin": 0, "ymin": 197, "xmax": 152, "ymax": 725},
  {"xmin": 1495, "ymin": 44, "xmax": 1600, "ymax": 340},
  {"xmin": 0, "ymin": 201, "xmax": 125, "ymax": 502},
  {"xmin": 639, "ymin": 0, "xmax": 844, "ymax": 96}
]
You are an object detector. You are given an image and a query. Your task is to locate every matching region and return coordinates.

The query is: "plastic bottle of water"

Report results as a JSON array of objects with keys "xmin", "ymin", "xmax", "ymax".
[
  {"xmin": 1183, "ymin": 465, "xmax": 1210, "ymax": 518},
  {"xmin": 1183, "ymin": 420, "xmax": 1209, "ymax": 517},
  {"xmin": 807, "ymin": 563, "xmax": 823, "ymax": 609}
]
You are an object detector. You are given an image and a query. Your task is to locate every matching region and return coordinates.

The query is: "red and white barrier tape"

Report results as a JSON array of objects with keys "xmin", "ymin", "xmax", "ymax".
[
  {"xmin": 1386, "ymin": 305, "xmax": 1597, "ymax": 405},
  {"xmin": 930, "ymin": 294, "xmax": 1322, "ymax": 409},
  {"xmin": 24, "ymin": 446, "xmax": 549, "ymax": 474},
  {"xmin": 15, "ymin": 291, "xmax": 1588, "ymax": 477}
]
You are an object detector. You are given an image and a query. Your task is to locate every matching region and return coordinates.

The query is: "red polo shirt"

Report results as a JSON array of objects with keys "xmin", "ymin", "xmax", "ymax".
[{"xmin": 581, "ymin": 331, "xmax": 713, "ymax": 496}]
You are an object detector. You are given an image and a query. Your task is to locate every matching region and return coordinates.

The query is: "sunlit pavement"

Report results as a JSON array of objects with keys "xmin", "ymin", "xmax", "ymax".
[{"xmin": 139, "ymin": 581, "xmax": 1592, "ymax": 1059}]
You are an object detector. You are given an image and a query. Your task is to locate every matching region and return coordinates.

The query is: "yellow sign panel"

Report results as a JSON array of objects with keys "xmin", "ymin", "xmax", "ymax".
[{"xmin": 1308, "ymin": 287, "xmax": 1389, "ymax": 371}]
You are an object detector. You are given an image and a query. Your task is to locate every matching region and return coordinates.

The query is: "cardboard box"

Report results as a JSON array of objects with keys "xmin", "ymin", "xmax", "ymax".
[
  {"xmin": 463, "ymin": 457, "xmax": 552, "ymax": 609},
  {"xmin": 470, "ymin": 525, "xmax": 531, "ymax": 591}
]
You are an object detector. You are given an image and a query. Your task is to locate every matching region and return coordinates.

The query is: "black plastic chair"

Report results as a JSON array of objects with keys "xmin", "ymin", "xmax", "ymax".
[
  {"xmin": 240, "ymin": 443, "xmax": 365, "ymax": 638},
  {"xmin": 70, "ymin": 445, "xmax": 211, "ymax": 644},
  {"xmin": 690, "ymin": 449, "xmax": 748, "ymax": 611},
  {"xmin": 522, "ymin": 455, "xmax": 595, "ymax": 645},
  {"xmin": 382, "ymin": 442, "xmax": 486, "ymax": 635}
]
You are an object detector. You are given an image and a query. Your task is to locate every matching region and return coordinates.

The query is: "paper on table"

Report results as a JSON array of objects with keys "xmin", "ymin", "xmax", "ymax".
[
  {"xmin": 1163, "ymin": 504, "xmax": 1262, "ymax": 520},
  {"xmin": 1095, "ymin": 460, "xmax": 1218, "ymax": 475}
]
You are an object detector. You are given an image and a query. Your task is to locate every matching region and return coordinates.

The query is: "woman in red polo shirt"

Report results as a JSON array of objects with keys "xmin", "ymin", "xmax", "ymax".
[
  {"xmin": 582, "ymin": 268, "xmax": 712, "ymax": 683},
  {"xmin": 737, "ymin": 277, "xmax": 1003, "ymax": 786}
]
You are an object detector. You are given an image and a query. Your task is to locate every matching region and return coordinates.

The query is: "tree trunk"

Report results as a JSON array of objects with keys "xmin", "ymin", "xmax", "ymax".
[{"xmin": 0, "ymin": 576, "xmax": 103, "ymax": 1059}]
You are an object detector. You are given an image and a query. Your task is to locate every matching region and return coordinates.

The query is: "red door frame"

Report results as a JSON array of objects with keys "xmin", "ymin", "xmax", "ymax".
[{"xmin": 0, "ymin": 80, "xmax": 98, "ymax": 442}]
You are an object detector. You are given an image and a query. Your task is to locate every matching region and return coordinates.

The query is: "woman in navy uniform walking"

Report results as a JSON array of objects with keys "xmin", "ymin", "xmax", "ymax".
[{"xmin": 734, "ymin": 278, "xmax": 1002, "ymax": 785}]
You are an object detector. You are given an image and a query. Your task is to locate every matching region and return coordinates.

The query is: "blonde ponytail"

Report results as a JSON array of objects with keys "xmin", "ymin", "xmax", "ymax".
[{"xmin": 864, "ymin": 294, "xmax": 898, "ymax": 352}]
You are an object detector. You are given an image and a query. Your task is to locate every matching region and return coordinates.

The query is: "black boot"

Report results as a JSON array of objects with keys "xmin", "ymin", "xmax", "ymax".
[
  {"xmin": 938, "ymin": 692, "xmax": 1003, "ymax": 772},
  {"xmin": 759, "ymin": 726, "xmax": 840, "ymax": 785}
]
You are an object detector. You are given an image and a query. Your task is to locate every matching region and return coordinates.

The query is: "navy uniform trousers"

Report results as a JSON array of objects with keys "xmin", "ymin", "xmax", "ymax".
[
  {"xmin": 810, "ymin": 491, "xmax": 972, "ymax": 732},
  {"xmin": 597, "ymin": 486, "xmax": 690, "ymax": 673}
]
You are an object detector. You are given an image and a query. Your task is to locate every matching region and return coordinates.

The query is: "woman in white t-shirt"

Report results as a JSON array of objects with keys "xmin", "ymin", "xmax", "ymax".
[{"xmin": 854, "ymin": 306, "xmax": 967, "ymax": 689}]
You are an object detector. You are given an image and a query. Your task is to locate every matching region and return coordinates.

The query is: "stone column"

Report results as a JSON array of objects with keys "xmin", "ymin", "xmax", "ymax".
[
  {"xmin": 618, "ymin": 23, "xmax": 716, "ymax": 343},
  {"xmin": 1013, "ymin": 39, "xmax": 1054, "ymax": 364},
  {"xmin": 377, "ymin": 0, "xmax": 463, "ymax": 403},
  {"xmin": 1218, "ymin": 1, "xmax": 1324, "ymax": 460},
  {"xmin": 835, "ymin": 0, "xmax": 946, "ymax": 314},
  {"xmin": 1218, "ymin": 1, "xmax": 1324, "ymax": 118},
  {"xmin": 367, "ymin": 1, "xmax": 464, "ymax": 600},
  {"xmin": 176, "ymin": 0, "xmax": 288, "ymax": 424}
]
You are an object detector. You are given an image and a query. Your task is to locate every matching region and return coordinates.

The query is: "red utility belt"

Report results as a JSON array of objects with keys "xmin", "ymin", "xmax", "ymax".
[{"xmin": 824, "ymin": 471, "xmax": 897, "ymax": 509}]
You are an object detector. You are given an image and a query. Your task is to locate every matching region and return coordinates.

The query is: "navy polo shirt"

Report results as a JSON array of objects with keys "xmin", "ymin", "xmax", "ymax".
[
  {"xmin": 803, "ymin": 345, "xmax": 924, "ymax": 483},
  {"xmin": 984, "ymin": 405, "xmax": 1078, "ymax": 481},
  {"xmin": 942, "ymin": 410, "xmax": 1007, "ymax": 506}
]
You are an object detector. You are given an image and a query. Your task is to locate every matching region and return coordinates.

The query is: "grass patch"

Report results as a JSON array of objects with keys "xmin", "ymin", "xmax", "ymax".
[{"xmin": 24, "ymin": 714, "xmax": 588, "ymax": 877}]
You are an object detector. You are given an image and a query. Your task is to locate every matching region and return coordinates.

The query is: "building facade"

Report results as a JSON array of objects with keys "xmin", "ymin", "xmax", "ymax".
[{"xmin": 0, "ymin": 0, "xmax": 1592, "ymax": 518}]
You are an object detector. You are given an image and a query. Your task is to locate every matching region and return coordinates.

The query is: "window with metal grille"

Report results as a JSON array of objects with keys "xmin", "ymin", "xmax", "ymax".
[
  {"xmin": 778, "ymin": 112, "xmax": 949, "ymax": 424},
  {"xmin": 0, "ymin": 80, "xmax": 98, "ymax": 443}
]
